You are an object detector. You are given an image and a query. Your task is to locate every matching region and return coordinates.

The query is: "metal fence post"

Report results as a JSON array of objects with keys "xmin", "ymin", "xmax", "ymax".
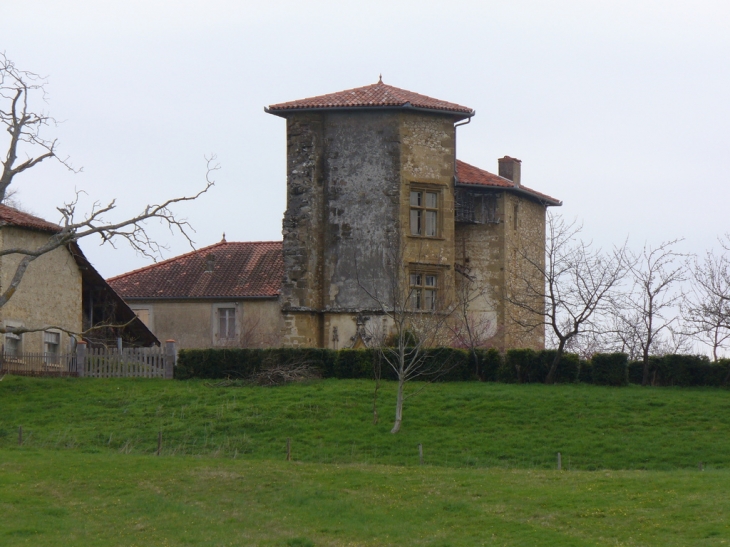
[
  {"xmin": 164, "ymin": 340, "xmax": 176, "ymax": 380},
  {"xmin": 76, "ymin": 341, "xmax": 87, "ymax": 377}
]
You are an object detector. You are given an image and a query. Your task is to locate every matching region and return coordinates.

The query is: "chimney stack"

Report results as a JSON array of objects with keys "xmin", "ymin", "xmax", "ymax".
[{"xmin": 498, "ymin": 156, "xmax": 521, "ymax": 187}]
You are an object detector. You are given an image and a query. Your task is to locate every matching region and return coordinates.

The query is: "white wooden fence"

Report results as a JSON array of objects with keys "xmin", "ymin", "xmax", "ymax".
[{"xmin": 1, "ymin": 341, "xmax": 176, "ymax": 379}]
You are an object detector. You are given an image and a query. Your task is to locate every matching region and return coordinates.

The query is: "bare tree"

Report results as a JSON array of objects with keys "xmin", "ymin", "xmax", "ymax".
[
  {"xmin": 683, "ymin": 248, "xmax": 730, "ymax": 361},
  {"xmin": 507, "ymin": 212, "xmax": 627, "ymax": 384},
  {"xmin": 448, "ymin": 263, "xmax": 497, "ymax": 377},
  {"xmin": 614, "ymin": 239, "xmax": 687, "ymax": 386},
  {"xmin": 358, "ymin": 231, "xmax": 455, "ymax": 434},
  {"xmin": 0, "ymin": 54, "xmax": 215, "ymax": 321}
]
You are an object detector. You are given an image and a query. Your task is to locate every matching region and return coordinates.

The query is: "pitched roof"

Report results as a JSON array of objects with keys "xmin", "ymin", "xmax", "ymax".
[
  {"xmin": 456, "ymin": 160, "xmax": 562, "ymax": 206},
  {"xmin": 267, "ymin": 80, "xmax": 474, "ymax": 118},
  {"xmin": 0, "ymin": 204, "xmax": 61, "ymax": 233},
  {"xmin": 108, "ymin": 241, "xmax": 283, "ymax": 300}
]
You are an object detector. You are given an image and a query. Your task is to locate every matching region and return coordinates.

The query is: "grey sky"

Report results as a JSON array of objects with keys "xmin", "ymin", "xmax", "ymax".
[{"xmin": 3, "ymin": 0, "xmax": 730, "ymax": 278}]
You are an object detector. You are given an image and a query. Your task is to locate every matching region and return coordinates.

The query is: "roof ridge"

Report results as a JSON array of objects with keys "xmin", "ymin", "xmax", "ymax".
[
  {"xmin": 267, "ymin": 80, "xmax": 474, "ymax": 116},
  {"xmin": 106, "ymin": 240, "xmax": 283, "ymax": 282}
]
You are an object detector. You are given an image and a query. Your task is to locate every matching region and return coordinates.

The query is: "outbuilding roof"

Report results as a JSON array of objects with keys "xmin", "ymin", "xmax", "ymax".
[
  {"xmin": 108, "ymin": 240, "xmax": 283, "ymax": 300},
  {"xmin": 0, "ymin": 204, "xmax": 61, "ymax": 233},
  {"xmin": 267, "ymin": 80, "xmax": 474, "ymax": 119},
  {"xmin": 456, "ymin": 160, "xmax": 562, "ymax": 206}
]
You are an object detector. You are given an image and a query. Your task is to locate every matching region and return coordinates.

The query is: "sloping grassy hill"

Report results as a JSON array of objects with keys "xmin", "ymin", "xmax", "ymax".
[{"xmin": 2, "ymin": 376, "xmax": 729, "ymax": 470}]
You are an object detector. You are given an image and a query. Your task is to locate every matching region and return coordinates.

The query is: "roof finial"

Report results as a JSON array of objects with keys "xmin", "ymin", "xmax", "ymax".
[
  {"xmin": 378, "ymin": 73, "xmax": 382, "ymax": 83},
  {"xmin": 221, "ymin": 232, "xmax": 226, "ymax": 243}
]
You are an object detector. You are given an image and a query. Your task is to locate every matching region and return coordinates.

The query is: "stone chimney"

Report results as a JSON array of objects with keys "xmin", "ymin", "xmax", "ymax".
[{"xmin": 498, "ymin": 156, "xmax": 521, "ymax": 187}]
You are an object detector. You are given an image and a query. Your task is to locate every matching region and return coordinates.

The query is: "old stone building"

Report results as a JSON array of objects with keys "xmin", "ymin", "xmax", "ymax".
[
  {"xmin": 111, "ymin": 80, "xmax": 561, "ymax": 351},
  {"xmin": 265, "ymin": 80, "xmax": 561, "ymax": 350},
  {"xmin": 0, "ymin": 205, "xmax": 157, "ymax": 356},
  {"xmin": 108, "ymin": 240, "xmax": 284, "ymax": 350}
]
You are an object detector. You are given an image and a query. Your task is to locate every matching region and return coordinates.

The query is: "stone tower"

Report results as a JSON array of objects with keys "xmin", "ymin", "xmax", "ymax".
[{"xmin": 266, "ymin": 80, "xmax": 560, "ymax": 349}]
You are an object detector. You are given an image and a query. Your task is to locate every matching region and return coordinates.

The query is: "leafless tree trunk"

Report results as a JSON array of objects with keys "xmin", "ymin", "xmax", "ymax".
[
  {"xmin": 0, "ymin": 53, "xmax": 215, "ymax": 319},
  {"xmin": 449, "ymin": 262, "xmax": 496, "ymax": 378},
  {"xmin": 357, "ymin": 231, "xmax": 455, "ymax": 434},
  {"xmin": 614, "ymin": 240, "xmax": 687, "ymax": 386},
  {"xmin": 506, "ymin": 212, "xmax": 628, "ymax": 384},
  {"xmin": 682, "ymin": 248, "xmax": 730, "ymax": 361}
]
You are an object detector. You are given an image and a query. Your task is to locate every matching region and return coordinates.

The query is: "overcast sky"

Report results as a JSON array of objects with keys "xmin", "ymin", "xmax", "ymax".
[{"xmin": 3, "ymin": 0, "xmax": 730, "ymax": 278}]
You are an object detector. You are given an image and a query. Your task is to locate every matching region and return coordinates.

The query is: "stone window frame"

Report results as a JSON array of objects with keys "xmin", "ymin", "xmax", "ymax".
[
  {"xmin": 3, "ymin": 320, "xmax": 23, "ymax": 357},
  {"xmin": 409, "ymin": 184, "xmax": 444, "ymax": 239},
  {"xmin": 407, "ymin": 268, "xmax": 440, "ymax": 311},
  {"xmin": 212, "ymin": 302, "xmax": 240, "ymax": 346},
  {"xmin": 130, "ymin": 307, "xmax": 153, "ymax": 329},
  {"xmin": 43, "ymin": 329, "xmax": 62, "ymax": 363}
]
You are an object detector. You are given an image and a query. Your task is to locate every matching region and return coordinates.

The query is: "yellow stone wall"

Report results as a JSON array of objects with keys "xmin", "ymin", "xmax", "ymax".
[
  {"xmin": 0, "ymin": 227, "xmax": 83, "ymax": 353},
  {"xmin": 399, "ymin": 111, "xmax": 457, "ymax": 307}
]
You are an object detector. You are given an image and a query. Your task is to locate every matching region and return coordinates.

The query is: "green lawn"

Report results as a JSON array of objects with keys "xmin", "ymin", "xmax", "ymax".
[
  {"xmin": 2, "ymin": 377, "xmax": 730, "ymax": 545},
  {"xmin": 1, "ymin": 449, "xmax": 729, "ymax": 546},
  {"xmin": 1, "ymin": 376, "xmax": 729, "ymax": 470}
]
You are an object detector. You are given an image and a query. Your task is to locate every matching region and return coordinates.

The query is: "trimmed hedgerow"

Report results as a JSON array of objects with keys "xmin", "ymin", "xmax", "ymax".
[
  {"xmin": 175, "ymin": 347, "xmax": 729, "ymax": 387},
  {"xmin": 591, "ymin": 353, "xmax": 628, "ymax": 386},
  {"xmin": 628, "ymin": 355, "xmax": 730, "ymax": 387}
]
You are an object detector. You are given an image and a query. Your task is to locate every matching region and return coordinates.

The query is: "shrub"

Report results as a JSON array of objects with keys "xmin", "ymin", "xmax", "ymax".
[
  {"xmin": 591, "ymin": 353, "xmax": 628, "ymax": 386},
  {"xmin": 475, "ymin": 348, "xmax": 503, "ymax": 382}
]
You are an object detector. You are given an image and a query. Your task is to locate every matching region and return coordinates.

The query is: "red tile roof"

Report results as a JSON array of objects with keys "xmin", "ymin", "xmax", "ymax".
[
  {"xmin": 456, "ymin": 160, "xmax": 562, "ymax": 206},
  {"xmin": 0, "ymin": 204, "xmax": 61, "ymax": 233},
  {"xmin": 108, "ymin": 241, "xmax": 283, "ymax": 299},
  {"xmin": 267, "ymin": 80, "xmax": 474, "ymax": 117}
]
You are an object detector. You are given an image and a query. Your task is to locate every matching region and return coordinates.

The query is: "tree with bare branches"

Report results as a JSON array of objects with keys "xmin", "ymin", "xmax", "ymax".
[
  {"xmin": 506, "ymin": 212, "xmax": 627, "ymax": 384},
  {"xmin": 613, "ymin": 239, "xmax": 687, "ymax": 386},
  {"xmin": 448, "ymin": 263, "xmax": 497, "ymax": 378},
  {"xmin": 0, "ymin": 53, "xmax": 214, "ymax": 336},
  {"xmin": 683, "ymin": 247, "xmax": 730, "ymax": 361},
  {"xmin": 357, "ymin": 231, "xmax": 455, "ymax": 433}
]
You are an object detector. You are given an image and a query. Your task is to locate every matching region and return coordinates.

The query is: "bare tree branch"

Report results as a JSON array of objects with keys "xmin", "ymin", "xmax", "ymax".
[{"xmin": 506, "ymin": 212, "xmax": 628, "ymax": 383}]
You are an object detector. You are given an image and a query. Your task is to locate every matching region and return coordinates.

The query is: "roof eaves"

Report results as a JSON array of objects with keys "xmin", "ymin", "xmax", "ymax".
[
  {"xmin": 265, "ymin": 104, "xmax": 475, "ymax": 121},
  {"xmin": 455, "ymin": 182, "xmax": 562, "ymax": 207}
]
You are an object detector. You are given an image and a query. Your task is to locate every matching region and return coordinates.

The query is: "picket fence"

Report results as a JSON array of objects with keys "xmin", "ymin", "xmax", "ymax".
[{"xmin": 0, "ymin": 341, "xmax": 176, "ymax": 379}]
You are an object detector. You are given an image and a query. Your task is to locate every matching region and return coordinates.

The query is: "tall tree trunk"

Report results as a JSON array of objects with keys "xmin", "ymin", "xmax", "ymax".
[
  {"xmin": 545, "ymin": 340, "xmax": 565, "ymax": 384},
  {"xmin": 391, "ymin": 377, "xmax": 405, "ymax": 434},
  {"xmin": 641, "ymin": 352, "xmax": 651, "ymax": 386}
]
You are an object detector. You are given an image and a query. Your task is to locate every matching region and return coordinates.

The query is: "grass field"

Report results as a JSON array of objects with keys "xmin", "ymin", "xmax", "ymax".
[
  {"xmin": 2, "ymin": 376, "xmax": 730, "ymax": 545},
  {"xmin": 2, "ymin": 376, "xmax": 730, "ymax": 470},
  {"xmin": 2, "ymin": 450, "xmax": 730, "ymax": 546}
]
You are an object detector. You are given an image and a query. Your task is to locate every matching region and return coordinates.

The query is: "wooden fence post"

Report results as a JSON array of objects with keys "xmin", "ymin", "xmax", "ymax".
[
  {"xmin": 165, "ymin": 340, "xmax": 176, "ymax": 380},
  {"xmin": 76, "ymin": 341, "xmax": 87, "ymax": 378},
  {"xmin": 157, "ymin": 431, "xmax": 162, "ymax": 456},
  {"xmin": 286, "ymin": 438, "xmax": 291, "ymax": 461},
  {"xmin": 18, "ymin": 426, "xmax": 22, "ymax": 446},
  {"xmin": 557, "ymin": 452, "xmax": 562, "ymax": 471},
  {"xmin": 418, "ymin": 443, "xmax": 423, "ymax": 465}
]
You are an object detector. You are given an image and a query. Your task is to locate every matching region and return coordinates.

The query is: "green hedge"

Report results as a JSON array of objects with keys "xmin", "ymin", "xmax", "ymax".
[
  {"xmin": 591, "ymin": 353, "xmax": 628, "ymax": 386},
  {"xmin": 175, "ymin": 347, "xmax": 730, "ymax": 387},
  {"xmin": 629, "ymin": 355, "xmax": 730, "ymax": 387}
]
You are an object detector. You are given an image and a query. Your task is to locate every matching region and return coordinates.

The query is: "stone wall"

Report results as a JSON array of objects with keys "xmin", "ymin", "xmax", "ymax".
[
  {"xmin": 127, "ymin": 298, "xmax": 283, "ymax": 350},
  {"xmin": 503, "ymin": 194, "xmax": 547, "ymax": 349},
  {"xmin": 0, "ymin": 227, "xmax": 83, "ymax": 353},
  {"xmin": 399, "ymin": 112, "xmax": 456, "ymax": 303}
]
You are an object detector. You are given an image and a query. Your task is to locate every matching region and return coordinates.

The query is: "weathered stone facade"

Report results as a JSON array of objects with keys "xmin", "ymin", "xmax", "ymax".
[
  {"xmin": 269, "ymin": 81, "xmax": 560, "ymax": 350},
  {"xmin": 0, "ymin": 226, "xmax": 82, "ymax": 353}
]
